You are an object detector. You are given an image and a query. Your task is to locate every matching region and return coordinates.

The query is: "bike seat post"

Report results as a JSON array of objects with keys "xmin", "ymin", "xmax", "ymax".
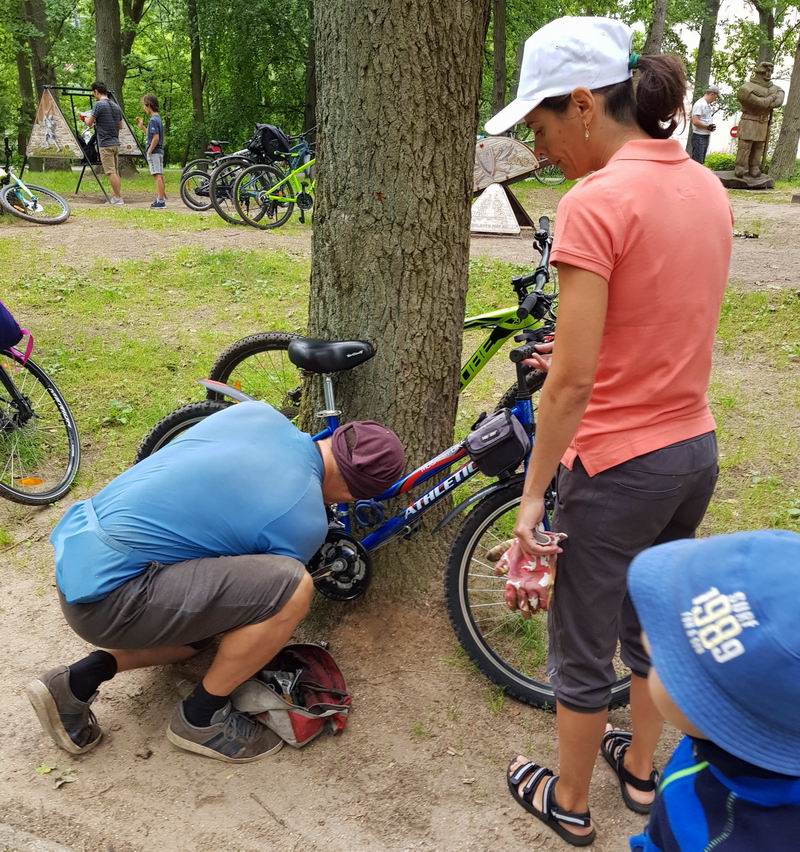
[{"xmin": 317, "ymin": 374, "xmax": 341, "ymax": 429}]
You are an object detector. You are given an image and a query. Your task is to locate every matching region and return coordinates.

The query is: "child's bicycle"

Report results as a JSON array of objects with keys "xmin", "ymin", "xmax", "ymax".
[
  {"xmin": 135, "ymin": 223, "xmax": 631, "ymax": 710},
  {"xmin": 232, "ymin": 133, "xmax": 315, "ymax": 229},
  {"xmin": 198, "ymin": 216, "xmax": 556, "ymax": 422},
  {"xmin": 0, "ymin": 137, "xmax": 70, "ymax": 225},
  {"xmin": 0, "ymin": 303, "xmax": 80, "ymax": 504}
]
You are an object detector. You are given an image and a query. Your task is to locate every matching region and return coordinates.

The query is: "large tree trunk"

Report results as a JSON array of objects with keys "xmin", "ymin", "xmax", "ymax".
[
  {"xmin": 121, "ymin": 0, "xmax": 146, "ymax": 88},
  {"xmin": 95, "ymin": 0, "xmax": 124, "ymax": 103},
  {"xmin": 686, "ymin": 0, "xmax": 721, "ymax": 154},
  {"xmin": 309, "ymin": 0, "xmax": 491, "ymax": 586},
  {"xmin": 642, "ymin": 0, "xmax": 669, "ymax": 54},
  {"xmin": 187, "ymin": 0, "xmax": 205, "ymax": 132},
  {"xmin": 752, "ymin": 1, "xmax": 775, "ymax": 63},
  {"xmin": 303, "ymin": 0, "xmax": 316, "ymax": 138},
  {"xmin": 491, "ymin": 0, "xmax": 506, "ymax": 115},
  {"xmin": 771, "ymin": 32, "xmax": 800, "ymax": 179},
  {"xmin": 24, "ymin": 0, "xmax": 56, "ymax": 90}
]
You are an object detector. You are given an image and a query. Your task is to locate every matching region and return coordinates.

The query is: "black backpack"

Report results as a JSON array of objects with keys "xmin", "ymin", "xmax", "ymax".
[{"xmin": 247, "ymin": 124, "xmax": 292, "ymax": 162}]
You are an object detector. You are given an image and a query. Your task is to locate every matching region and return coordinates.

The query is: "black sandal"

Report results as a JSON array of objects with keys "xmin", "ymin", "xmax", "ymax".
[
  {"xmin": 507, "ymin": 759, "xmax": 596, "ymax": 848},
  {"xmin": 600, "ymin": 729, "xmax": 660, "ymax": 815}
]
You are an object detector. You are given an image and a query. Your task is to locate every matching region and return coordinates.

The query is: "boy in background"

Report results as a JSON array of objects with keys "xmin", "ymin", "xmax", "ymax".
[
  {"xmin": 626, "ymin": 530, "xmax": 800, "ymax": 851},
  {"xmin": 136, "ymin": 94, "xmax": 166, "ymax": 208}
]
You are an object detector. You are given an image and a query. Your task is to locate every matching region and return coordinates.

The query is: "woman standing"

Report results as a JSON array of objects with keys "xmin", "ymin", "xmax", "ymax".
[{"xmin": 485, "ymin": 16, "xmax": 732, "ymax": 847}]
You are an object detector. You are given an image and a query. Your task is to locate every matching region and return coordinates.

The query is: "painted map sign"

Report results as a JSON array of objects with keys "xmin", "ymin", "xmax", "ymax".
[
  {"xmin": 117, "ymin": 115, "xmax": 144, "ymax": 157},
  {"xmin": 474, "ymin": 136, "xmax": 538, "ymax": 193},
  {"xmin": 26, "ymin": 88, "xmax": 83, "ymax": 158}
]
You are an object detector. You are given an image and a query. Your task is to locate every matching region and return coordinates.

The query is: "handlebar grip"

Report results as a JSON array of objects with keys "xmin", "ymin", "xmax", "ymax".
[
  {"xmin": 510, "ymin": 343, "xmax": 538, "ymax": 363},
  {"xmin": 538, "ymin": 216, "xmax": 550, "ymax": 234},
  {"xmin": 517, "ymin": 292, "xmax": 539, "ymax": 320}
]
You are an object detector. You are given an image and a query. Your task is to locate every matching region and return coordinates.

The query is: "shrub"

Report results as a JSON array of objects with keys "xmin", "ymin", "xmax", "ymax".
[{"xmin": 705, "ymin": 152, "xmax": 736, "ymax": 172}]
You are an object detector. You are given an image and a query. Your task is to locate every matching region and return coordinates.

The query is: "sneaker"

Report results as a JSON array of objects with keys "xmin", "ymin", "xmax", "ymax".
[
  {"xmin": 150, "ymin": 200, "xmax": 166, "ymax": 209},
  {"xmin": 25, "ymin": 666, "xmax": 103, "ymax": 755},
  {"xmin": 167, "ymin": 700, "xmax": 283, "ymax": 763},
  {"xmin": 111, "ymin": 197, "xmax": 125, "ymax": 205}
]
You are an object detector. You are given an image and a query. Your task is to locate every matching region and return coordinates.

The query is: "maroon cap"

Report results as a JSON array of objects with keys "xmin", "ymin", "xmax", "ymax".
[{"xmin": 331, "ymin": 421, "xmax": 405, "ymax": 499}]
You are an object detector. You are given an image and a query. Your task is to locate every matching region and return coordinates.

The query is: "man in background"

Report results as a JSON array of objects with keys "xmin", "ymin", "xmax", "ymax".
[
  {"xmin": 690, "ymin": 84, "xmax": 719, "ymax": 165},
  {"xmin": 82, "ymin": 81, "xmax": 124, "ymax": 204}
]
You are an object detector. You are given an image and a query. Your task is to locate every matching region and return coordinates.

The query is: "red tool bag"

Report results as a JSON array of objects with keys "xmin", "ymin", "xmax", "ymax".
[{"xmin": 231, "ymin": 643, "xmax": 350, "ymax": 748}]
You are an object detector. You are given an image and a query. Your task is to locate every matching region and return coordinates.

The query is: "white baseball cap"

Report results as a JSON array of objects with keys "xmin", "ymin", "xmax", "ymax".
[{"xmin": 485, "ymin": 17, "xmax": 635, "ymax": 135}]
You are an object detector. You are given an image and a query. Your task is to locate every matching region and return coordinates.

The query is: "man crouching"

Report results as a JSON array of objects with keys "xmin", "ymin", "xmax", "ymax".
[{"xmin": 26, "ymin": 402, "xmax": 404, "ymax": 763}]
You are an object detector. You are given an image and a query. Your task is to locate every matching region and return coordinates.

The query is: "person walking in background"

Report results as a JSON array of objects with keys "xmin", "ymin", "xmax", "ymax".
[
  {"xmin": 82, "ymin": 82, "xmax": 124, "ymax": 204},
  {"xmin": 690, "ymin": 84, "xmax": 719, "ymax": 164},
  {"xmin": 136, "ymin": 94, "xmax": 166, "ymax": 209}
]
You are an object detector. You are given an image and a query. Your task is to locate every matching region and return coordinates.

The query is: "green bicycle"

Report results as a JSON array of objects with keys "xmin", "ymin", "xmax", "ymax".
[
  {"xmin": 203, "ymin": 217, "xmax": 556, "ymax": 422},
  {"xmin": 232, "ymin": 136, "xmax": 315, "ymax": 229},
  {"xmin": 0, "ymin": 137, "xmax": 70, "ymax": 225}
]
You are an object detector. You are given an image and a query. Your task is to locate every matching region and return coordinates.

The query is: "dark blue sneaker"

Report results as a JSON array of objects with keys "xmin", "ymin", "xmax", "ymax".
[{"xmin": 150, "ymin": 200, "xmax": 166, "ymax": 209}]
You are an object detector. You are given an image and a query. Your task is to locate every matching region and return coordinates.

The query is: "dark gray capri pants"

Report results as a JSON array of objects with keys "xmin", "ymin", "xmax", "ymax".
[
  {"xmin": 59, "ymin": 554, "xmax": 306, "ymax": 650},
  {"xmin": 548, "ymin": 432, "xmax": 718, "ymax": 712}
]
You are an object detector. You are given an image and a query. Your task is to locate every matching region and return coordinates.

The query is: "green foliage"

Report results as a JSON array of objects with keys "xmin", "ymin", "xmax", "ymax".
[{"xmin": 705, "ymin": 152, "xmax": 736, "ymax": 171}]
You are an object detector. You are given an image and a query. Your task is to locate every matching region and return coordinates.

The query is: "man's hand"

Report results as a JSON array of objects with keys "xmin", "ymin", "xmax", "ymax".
[
  {"xmin": 521, "ymin": 340, "xmax": 553, "ymax": 374},
  {"xmin": 135, "ymin": 116, "xmax": 145, "ymax": 130}
]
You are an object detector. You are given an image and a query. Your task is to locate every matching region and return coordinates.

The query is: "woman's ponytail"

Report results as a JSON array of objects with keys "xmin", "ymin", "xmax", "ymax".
[{"xmin": 634, "ymin": 54, "xmax": 687, "ymax": 139}]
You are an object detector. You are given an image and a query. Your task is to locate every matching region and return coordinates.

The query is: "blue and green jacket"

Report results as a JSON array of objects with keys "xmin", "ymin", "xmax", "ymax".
[{"xmin": 630, "ymin": 736, "xmax": 800, "ymax": 851}]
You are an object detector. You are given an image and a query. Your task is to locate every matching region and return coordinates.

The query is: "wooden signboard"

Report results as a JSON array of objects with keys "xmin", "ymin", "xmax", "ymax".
[
  {"xmin": 26, "ymin": 88, "xmax": 83, "ymax": 159},
  {"xmin": 474, "ymin": 137, "xmax": 538, "ymax": 193},
  {"xmin": 471, "ymin": 182, "xmax": 521, "ymax": 235}
]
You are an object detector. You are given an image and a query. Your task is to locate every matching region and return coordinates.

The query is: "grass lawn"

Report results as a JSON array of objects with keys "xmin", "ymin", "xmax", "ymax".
[{"xmin": 1, "ymin": 198, "xmax": 797, "ymax": 541}]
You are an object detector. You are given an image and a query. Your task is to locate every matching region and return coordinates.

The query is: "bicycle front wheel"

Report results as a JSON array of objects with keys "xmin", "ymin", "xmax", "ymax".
[
  {"xmin": 136, "ymin": 400, "xmax": 230, "ymax": 462},
  {"xmin": 233, "ymin": 164, "xmax": 294, "ymax": 229},
  {"xmin": 444, "ymin": 479, "xmax": 631, "ymax": 709},
  {"xmin": 180, "ymin": 169, "xmax": 213, "ymax": 211},
  {"xmin": 0, "ymin": 184, "xmax": 70, "ymax": 224},
  {"xmin": 209, "ymin": 157, "xmax": 252, "ymax": 224},
  {"xmin": 207, "ymin": 332, "xmax": 305, "ymax": 422},
  {"xmin": 0, "ymin": 352, "xmax": 80, "ymax": 504}
]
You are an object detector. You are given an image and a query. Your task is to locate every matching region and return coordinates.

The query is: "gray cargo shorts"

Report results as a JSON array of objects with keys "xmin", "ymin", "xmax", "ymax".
[
  {"xmin": 548, "ymin": 432, "xmax": 718, "ymax": 712},
  {"xmin": 58, "ymin": 553, "xmax": 305, "ymax": 650}
]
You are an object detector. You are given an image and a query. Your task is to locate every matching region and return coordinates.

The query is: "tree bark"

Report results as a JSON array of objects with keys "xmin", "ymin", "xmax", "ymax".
[
  {"xmin": 15, "ymin": 48, "xmax": 35, "ymax": 156},
  {"xmin": 303, "ymin": 0, "xmax": 316, "ymax": 138},
  {"xmin": 642, "ymin": 0, "xmax": 669, "ymax": 55},
  {"xmin": 491, "ymin": 0, "xmax": 506, "ymax": 115},
  {"xmin": 95, "ymin": 0, "xmax": 124, "ymax": 104},
  {"xmin": 24, "ymin": 0, "xmax": 56, "ymax": 90},
  {"xmin": 751, "ymin": 1, "xmax": 775, "ymax": 63},
  {"xmin": 686, "ymin": 0, "xmax": 721, "ymax": 154},
  {"xmin": 309, "ymin": 0, "xmax": 491, "ymax": 586},
  {"xmin": 771, "ymin": 31, "xmax": 800, "ymax": 179},
  {"xmin": 187, "ymin": 0, "xmax": 205, "ymax": 130}
]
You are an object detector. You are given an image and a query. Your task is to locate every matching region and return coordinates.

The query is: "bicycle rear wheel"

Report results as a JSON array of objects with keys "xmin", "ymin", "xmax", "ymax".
[
  {"xmin": 445, "ymin": 479, "xmax": 631, "ymax": 709},
  {"xmin": 182, "ymin": 157, "xmax": 213, "ymax": 175},
  {"xmin": 207, "ymin": 332, "xmax": 304, "ymax": 422},
  {"xmin": 180, "ymin": 169, "xmax": 213, "ymax": 211},
  {"xmin": 0, "ymin": 352, "xmax": 80, "ymax": 505},
  {"xmin": 233, "ymin": 164, "xmax": 294, "ymax": 229},
  {"xmin": 136, "ymin": 400, "xmax": 229, "ymax": 462},
  {"xmin": 533, "ymin": 164, "xmax": 566, "ymax": 186},
  {"xmin": 0, "ymin": 184, "xmax": 70, "ymax": 224}
]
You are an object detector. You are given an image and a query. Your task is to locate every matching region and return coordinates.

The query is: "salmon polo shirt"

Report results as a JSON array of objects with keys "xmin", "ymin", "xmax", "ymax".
[{"xmin": 550, "ymin": 138, "xmax": 733, "ymax": 476}]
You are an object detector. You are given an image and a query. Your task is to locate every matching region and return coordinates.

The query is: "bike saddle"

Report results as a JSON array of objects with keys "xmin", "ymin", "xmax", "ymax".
[
  {"xmin": 287, "ymin": 338, "xmax": 375, "ymax": 373},
  {"xmin": 208, "ymin": 139, "xmax": 228, "ymax": 146}
]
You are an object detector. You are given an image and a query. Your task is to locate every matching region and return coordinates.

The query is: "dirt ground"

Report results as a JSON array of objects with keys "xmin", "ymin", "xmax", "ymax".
[{"xmin": 1, "ymin": 188, "xmax": 798, "ymax": 852}]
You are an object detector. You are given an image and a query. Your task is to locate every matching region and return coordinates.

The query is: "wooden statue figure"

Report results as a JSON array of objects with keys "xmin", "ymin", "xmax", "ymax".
[{"xmin": 735, "ymin": 61, "xmax": 785, "ymax": 179}]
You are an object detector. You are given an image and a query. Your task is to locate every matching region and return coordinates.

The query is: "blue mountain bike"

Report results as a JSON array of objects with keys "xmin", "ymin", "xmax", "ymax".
[{"xmin": 135, "ymin": 314, "xmax": 630, "ymax": 711}]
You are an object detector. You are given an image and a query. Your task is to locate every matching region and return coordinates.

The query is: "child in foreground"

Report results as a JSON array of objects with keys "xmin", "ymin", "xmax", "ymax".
[{"xmin": 627, "ymin": 529, "xmax": 800, "ymax": 851}]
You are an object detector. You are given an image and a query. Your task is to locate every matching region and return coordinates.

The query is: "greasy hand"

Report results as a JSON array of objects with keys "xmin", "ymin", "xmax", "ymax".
[
  {"xmin": 493, "ymin": 535, "xmax": 564, "ymax": 616},
  {"xmin": 522, "ymin": 340, "xmax": 554, "ymax": 374}
]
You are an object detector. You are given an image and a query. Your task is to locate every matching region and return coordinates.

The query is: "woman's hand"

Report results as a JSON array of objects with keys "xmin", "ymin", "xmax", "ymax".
[
  {"xmin": 513, "ymin": 495, "xmax": 558, "ymax": 557},
  {"xmin": 522, "ymin": 341, "xmax": 554, "ymax": 373}
]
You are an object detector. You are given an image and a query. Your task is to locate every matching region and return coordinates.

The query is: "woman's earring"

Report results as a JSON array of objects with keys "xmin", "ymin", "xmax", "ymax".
[{"xmin": 584, "ymin": 125, "xmax": 590, "ymax": 141}]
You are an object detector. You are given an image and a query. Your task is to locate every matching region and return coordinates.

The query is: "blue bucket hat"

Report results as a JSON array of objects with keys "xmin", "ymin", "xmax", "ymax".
[{"xmin": 629, "ymin": 529, "xmax": 800, "ymax": 776}]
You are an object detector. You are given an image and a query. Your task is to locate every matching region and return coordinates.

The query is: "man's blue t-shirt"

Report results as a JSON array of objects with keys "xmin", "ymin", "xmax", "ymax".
[
  {"xmin": 146, "ymin": 114, "xmax": 163, "ymax": 154},
  {"xmin": 52, "ymin": 402, "xmax": 327, "ymax": 604}
]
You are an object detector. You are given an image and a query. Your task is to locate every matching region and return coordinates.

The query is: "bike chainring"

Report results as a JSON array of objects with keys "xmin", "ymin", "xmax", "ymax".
[
  {"xmin": 308, "ymin": 530, "xmax": 372, "ymax": 601},
  {"xmin": 296, "ymin": 191, "xmax": 313, "ymax": 211}
]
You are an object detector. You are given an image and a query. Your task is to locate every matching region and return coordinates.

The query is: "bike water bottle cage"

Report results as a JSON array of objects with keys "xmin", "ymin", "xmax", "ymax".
[{"xmin": 287, "ymin": 338, "xmax": 375, "ymax": 373}]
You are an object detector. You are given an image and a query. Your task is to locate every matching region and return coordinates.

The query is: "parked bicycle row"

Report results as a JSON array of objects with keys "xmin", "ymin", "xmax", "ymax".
[{"xmin": 179, "ymin": 123, "xmax": 315, "ymax": 230}]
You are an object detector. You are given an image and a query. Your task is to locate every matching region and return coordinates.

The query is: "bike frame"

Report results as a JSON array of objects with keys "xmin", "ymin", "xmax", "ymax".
[
  {"xmin": 460, "ymin": 307, "xmax": 540, "ymax": 390},
  {"xmin": 0, "ymin": 167, "xmax": 36, "ymax": 201}
]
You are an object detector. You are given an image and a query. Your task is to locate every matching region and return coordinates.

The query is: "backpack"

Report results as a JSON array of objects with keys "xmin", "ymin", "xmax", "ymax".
[
  {"xmin": 247, "ymin": 124, "xmax": 292, "ymax": 162},
  {"xmin": 0, "ymin": 300, "xmax": 23, "ymax": 351},
  {"xmin": 231, "ymin": 643, "xmax": 350, "ymax": 748}
]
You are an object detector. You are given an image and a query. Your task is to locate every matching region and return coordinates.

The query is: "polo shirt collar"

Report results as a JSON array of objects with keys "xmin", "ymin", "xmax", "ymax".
[{"xmin": 609, "ymin": 138, "xmax": 689, "ymax": 164}]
